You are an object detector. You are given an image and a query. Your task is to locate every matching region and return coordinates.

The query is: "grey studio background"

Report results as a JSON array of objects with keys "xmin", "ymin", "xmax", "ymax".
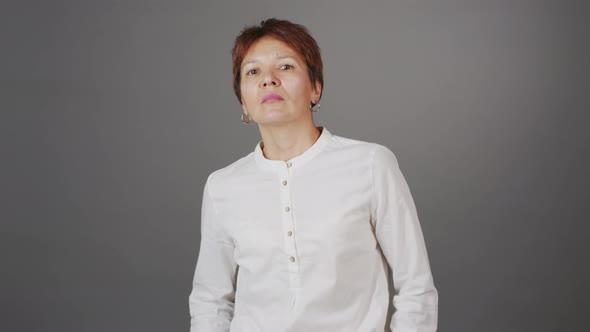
[{"xmin": 1, "ymin": 0, "xmax": 588, "ymax": 331}]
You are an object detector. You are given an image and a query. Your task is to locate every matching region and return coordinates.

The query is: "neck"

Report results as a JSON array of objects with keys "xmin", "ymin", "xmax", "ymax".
[{"xmin": 258, "ymin": 122, "xmax": 322, "ymax": 161}]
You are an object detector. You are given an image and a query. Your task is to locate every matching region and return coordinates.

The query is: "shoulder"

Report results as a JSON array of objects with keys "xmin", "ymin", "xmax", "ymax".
[
  {"xmin": 329, "ymin": 133, "xmax": 399, "ymax": 166},
  {"xmin": 370, "ymin": 143, "xmax": 400, "ymax": 168},
  {"xmin": 205, "ymin": 151, "xmax": 257, "ymax": 193}
]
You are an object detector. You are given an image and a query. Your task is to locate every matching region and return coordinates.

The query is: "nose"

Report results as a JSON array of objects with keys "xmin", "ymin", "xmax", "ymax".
[{"xmin": 261, "ymin": 71, "xmax": 279, "ymax": 87}]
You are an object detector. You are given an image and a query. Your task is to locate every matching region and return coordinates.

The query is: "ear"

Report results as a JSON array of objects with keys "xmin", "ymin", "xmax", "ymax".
[
  {"xmin": 311, "ymin": 81, "xmax": 322, "ymax": 103},
  {"xmin": 240, "ymin": 100, "xmax": 248, "ymax": 115}
]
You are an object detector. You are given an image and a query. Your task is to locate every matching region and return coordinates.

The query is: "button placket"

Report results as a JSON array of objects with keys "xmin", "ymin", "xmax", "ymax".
[{"xmin": 278, "ymin": 163, "xmax": 299, "ymax": 283}]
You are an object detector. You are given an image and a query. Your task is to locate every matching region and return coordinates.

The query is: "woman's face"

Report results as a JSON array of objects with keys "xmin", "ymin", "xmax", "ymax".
[{"xmin": 240, "ymin": 36, "xmax": 321, "ymax": 127}]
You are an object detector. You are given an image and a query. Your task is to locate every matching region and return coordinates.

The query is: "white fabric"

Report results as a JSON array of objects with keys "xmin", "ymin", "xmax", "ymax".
[{"xmin": 189, "ymin": 127, "xmax": 438, "ymax": 332}]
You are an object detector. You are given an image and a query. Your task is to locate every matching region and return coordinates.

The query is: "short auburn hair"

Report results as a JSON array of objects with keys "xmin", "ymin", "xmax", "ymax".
[{"xmin": 231, "ymin": 18, "xmax": 324, "ymax": 104}]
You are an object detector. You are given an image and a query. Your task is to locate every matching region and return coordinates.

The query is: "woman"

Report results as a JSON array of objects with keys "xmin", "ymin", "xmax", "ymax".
[{"xmin": 189, "ymin": 18, "xmax": 438, "ymax": 332}]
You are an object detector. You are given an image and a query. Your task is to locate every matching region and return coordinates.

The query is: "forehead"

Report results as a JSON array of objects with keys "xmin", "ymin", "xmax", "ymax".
[{"xmin": 242, "ymin": 36, "xmax": 302, "ymax": 65}]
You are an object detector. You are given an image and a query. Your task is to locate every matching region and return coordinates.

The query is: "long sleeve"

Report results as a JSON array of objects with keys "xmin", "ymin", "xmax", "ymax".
[
  {"xmin": 370, "ymin": 144, "xmax": 439, "ymax": 332},
  {"xmin": 189, "ymin": 177, "xmax": 238, "ymax": 332}
]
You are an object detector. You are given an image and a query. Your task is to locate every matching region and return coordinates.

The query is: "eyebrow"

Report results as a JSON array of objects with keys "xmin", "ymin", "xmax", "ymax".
[{"xmin": 242, "ymin": 55, "xmax": 297, "ymax": 69}]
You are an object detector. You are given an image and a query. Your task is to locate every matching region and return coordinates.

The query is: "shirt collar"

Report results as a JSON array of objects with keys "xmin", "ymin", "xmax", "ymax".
[{"xmin": 254, "ymin": 126, "xmax": 332, "ymax": 171}]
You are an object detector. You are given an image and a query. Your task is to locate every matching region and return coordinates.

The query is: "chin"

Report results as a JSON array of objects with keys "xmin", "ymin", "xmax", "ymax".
[
  {"xmin": 253, "ymin": 109, "xmax": 292, "ymax": 123},
  {"xmin": 256, "ymin": 119, "xmax": 289, "ymax": 127}
]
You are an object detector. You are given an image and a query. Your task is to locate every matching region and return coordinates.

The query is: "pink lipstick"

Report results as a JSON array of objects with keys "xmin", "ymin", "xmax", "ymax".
[{"xmin": 262, "ymin": 93, "xmax": 284, "ymax": 103}]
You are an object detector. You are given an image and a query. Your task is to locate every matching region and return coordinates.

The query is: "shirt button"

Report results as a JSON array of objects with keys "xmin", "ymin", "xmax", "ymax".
[
  {"xmin": 282, "ymin": 180, "xmax": 288, "ymax": 186},
  {"xmin": 284, "ymin": 206, "xmax": 290, "ymax": 212},
  {"xmin": 289, "ymin": 256, "xmax": 295, "ymax": 262},
  {"xmin": 286, "ymin": 162, "xmax": 292, "ymax": 168},
  {"xmin": 287, "ymin": 231, "xmax": 293, "ymax": 236}
]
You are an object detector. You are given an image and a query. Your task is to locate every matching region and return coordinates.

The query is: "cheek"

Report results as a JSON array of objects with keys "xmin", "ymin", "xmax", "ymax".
[
  {"xmin": 285, "ymin": 76, "xmax": 312, "ymax": 101},
  {"xmin": 240, "ymin": 82, "xmax": 256, "ymax": 104}
]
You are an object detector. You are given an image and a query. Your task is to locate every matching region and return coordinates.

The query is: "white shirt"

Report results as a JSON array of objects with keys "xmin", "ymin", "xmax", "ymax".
[{"xmin": 189, "ymin": 127, "xmax": 438, "ymax": 332}]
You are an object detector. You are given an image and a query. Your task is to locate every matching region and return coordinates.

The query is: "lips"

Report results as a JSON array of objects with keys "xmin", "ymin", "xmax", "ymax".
[{"xmin": 262, "ymin": 93, "xmax": 284, "ymax": 103}]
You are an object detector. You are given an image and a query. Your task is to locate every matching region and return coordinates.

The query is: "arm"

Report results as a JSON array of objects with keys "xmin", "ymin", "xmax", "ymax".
[
  {"xmin": 370, "ymin": 145, "xmax": 438, "ymax": 332},
  {"xmin": 189, "ymin": 177, "xmax": 238, "ymax": 332}
]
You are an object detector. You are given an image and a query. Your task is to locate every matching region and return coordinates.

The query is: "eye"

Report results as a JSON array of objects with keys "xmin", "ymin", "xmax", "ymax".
[
  {"xmin": 279, "ymin": 64, "xmax": 293, "ymax": 70},
  {"xmin": 245, "ymin": 68, "xmax": 258, "ymax": 76}
]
